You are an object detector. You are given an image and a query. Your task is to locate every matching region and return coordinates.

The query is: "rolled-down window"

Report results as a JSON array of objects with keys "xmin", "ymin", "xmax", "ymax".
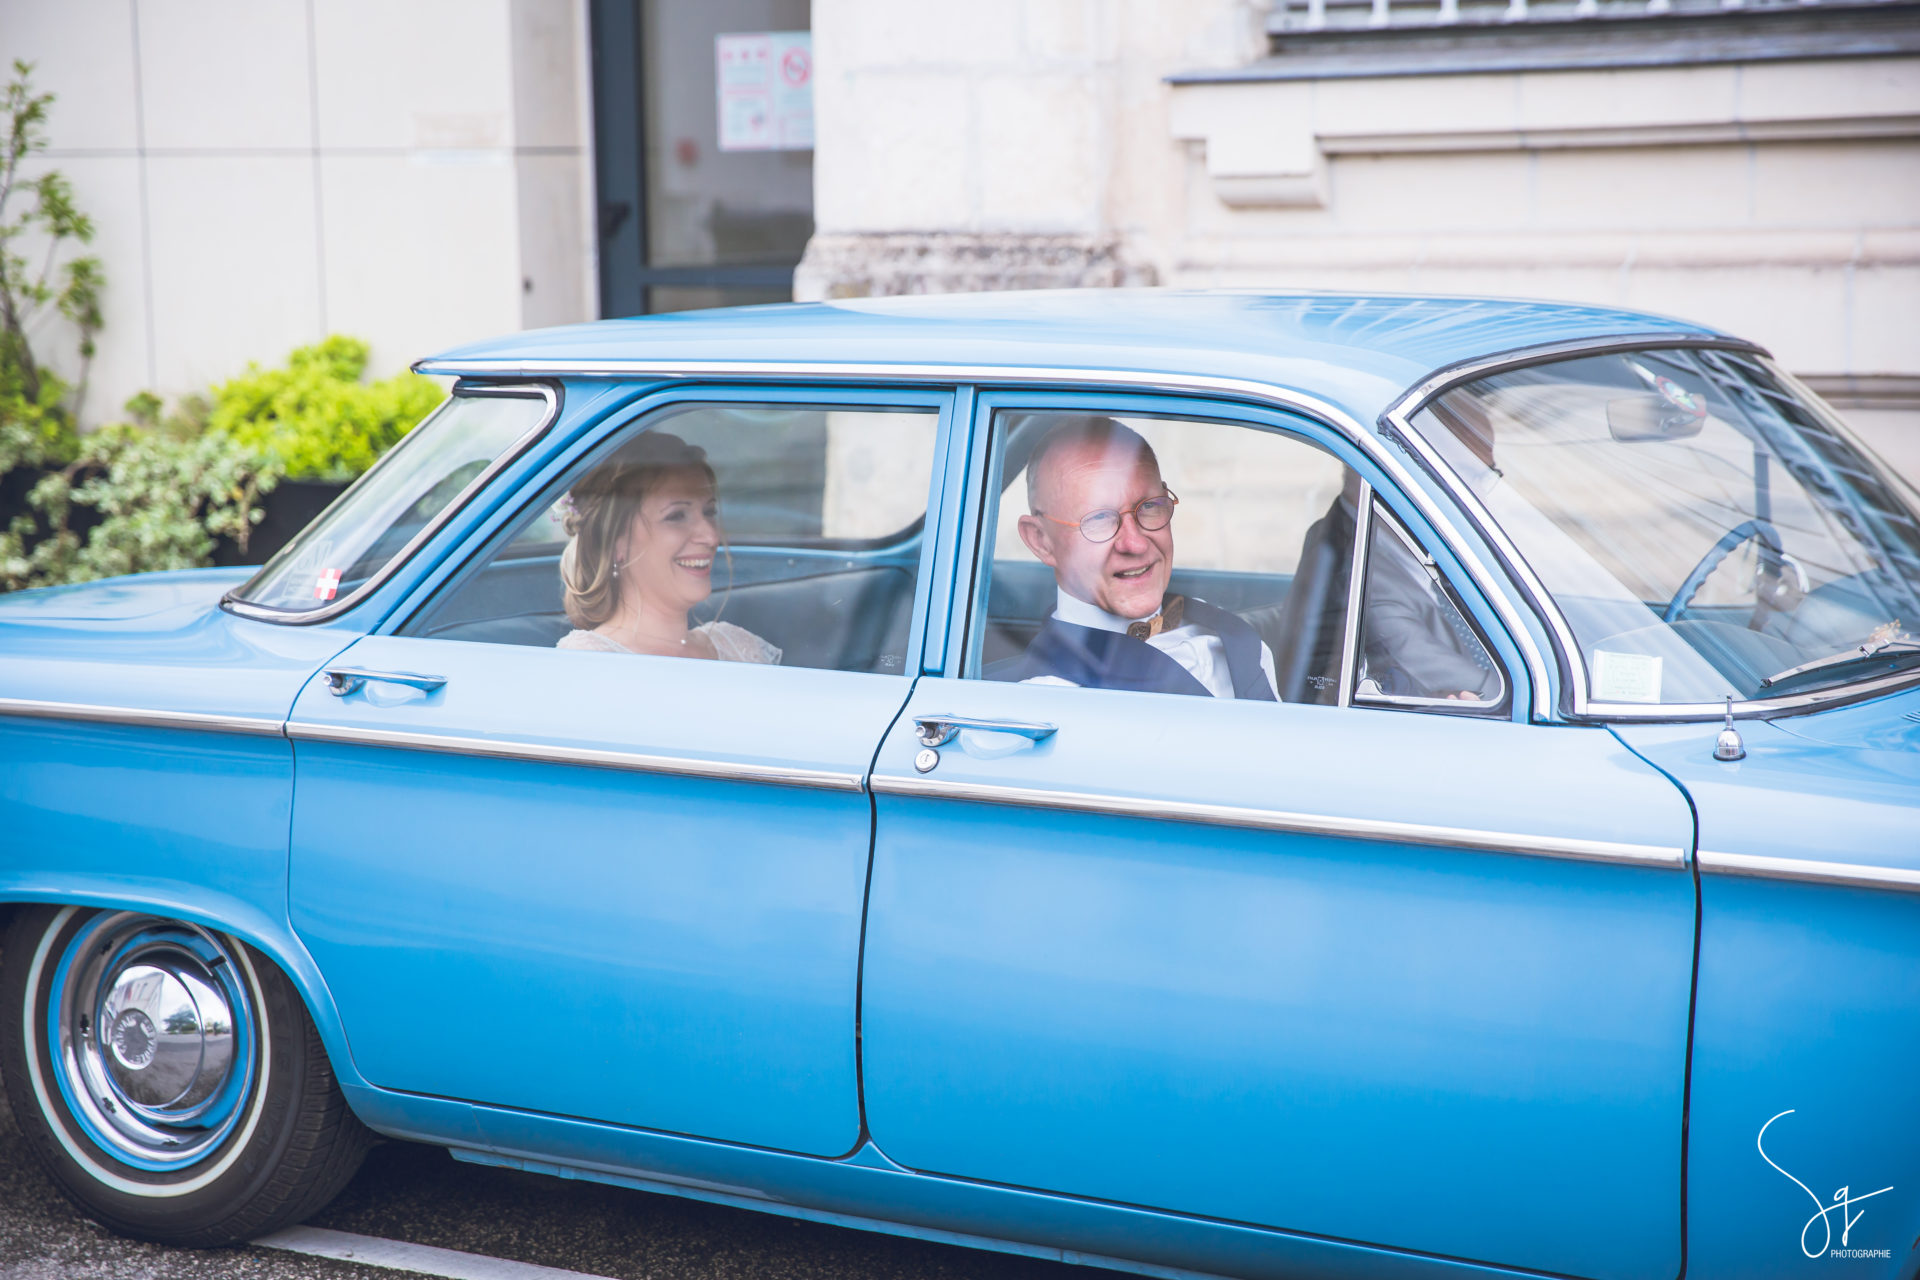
[
  {"xmin": 1411, "ymin": 349, "xmax": 1920, "ymax": 706},
  {"xmin": 227, "ymin": 389, "xmax": 553, "ymax": 618}
]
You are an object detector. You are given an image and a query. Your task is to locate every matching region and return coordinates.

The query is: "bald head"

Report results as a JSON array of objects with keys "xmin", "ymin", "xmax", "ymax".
[
  {"xmin": 1025, "ymin": 416, "xmax": 1159, "ymax": 516},
  {"xmin": 1016, "ymin": 415, "xmax": 1173, "ymax": 620}
]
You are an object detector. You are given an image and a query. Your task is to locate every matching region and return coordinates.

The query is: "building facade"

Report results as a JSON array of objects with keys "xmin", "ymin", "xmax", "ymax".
[
  {"xmin": 0, "ymin": 0, "xmax": 598, "ymax": 422},
  {"xmin": 798, "ymin": 0, "xmax": 1920, "ymax": 471},
  {"xmin": 5, "ymin": 0, "xmax": 1915, "ymax": 473}
]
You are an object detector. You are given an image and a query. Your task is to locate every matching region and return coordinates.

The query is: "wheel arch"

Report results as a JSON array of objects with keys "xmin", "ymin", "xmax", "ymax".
[{"xmin": 0, "ymin": 886, "xmax": 369, "ymax": 1103}]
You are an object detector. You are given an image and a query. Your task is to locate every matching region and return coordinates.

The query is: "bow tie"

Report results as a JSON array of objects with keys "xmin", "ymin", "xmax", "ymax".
[{"xmin": 1126, "ymin": 594, "xmax": 1185, "ymax": 641}]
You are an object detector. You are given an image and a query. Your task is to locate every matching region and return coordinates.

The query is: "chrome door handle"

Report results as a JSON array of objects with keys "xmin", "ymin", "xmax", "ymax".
[
  {"xmin": 912, "ymin": 714, "xmax": 1058, "ymax": 748},
  {"xmin": 324, "ymin": 667, "xmax": 449, "ymax": 697}
]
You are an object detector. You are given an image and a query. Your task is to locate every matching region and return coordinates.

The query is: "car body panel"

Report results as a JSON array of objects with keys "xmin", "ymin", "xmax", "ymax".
[
  {"xmin": 3, "ymin": 293, "xmax": 1916, "ymax": 1280},
  {"xmin": 865, "ymin": 677, "xmax": 1696, "ymax": 1280},
  {"xmin": 420, "ymin": 292, "xmax": 1723, "ymax": 437},
  {"xmin": 343, "ymin": 1082, "xmax": 1589, "ymax": 1280},
  {"xmin": 1612, "ymin": 714, "xmax": 1920, "ymax": 1277},
  {"xmin": 0, "ymin": 568, "xmax": 347, "ymax": 720},
  {"xmin": 283, "ymin": 636, "xmax": 902, "ymax": 1157}
]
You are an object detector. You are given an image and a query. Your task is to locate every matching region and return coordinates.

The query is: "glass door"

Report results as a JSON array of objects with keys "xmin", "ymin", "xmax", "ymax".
[{"xmin": 590, "ymin": 0, "xmax": 813, "ymax": 316}]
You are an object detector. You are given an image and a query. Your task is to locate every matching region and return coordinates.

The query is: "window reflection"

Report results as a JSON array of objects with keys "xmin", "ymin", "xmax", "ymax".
[
  {"xmin": 1416, "ymin": 349, "xmax": 1920, "ymax": 703},
  {"xmin": 1354, "ymin": 508, "xmax": 1506, "ymax": 710},
  {"xmin": 975, "ymin": 411, "xmax": 1355, "ymax": 704},
  {"xmin": 407, "ymin": 403, "xmax": 937, "ymax": 674}
]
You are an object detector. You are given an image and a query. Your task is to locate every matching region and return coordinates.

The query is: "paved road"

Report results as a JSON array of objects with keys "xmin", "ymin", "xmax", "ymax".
[{"xmin": 0, "ymin": 1076, "xmax": 1092, "ymax": 1280}]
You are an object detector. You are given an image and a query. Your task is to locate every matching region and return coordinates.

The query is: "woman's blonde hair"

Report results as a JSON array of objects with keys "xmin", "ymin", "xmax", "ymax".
[{"xmin": 558, "ymin": 431, "xmax": 717, "ymax": 629}]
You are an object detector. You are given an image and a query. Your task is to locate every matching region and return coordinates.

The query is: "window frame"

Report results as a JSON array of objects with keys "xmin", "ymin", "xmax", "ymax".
[
  {"xmin": 1383, "ymin": 334, "xmax": 1920, "ymax": 719},
  {"xmin": 222, "ymin": 382, "xmax": 561, "ymax": 626},
  {"xmin": 1350, "ymin": 495, "xmax": 1513, "ymax": 717},
  {"xmin": 381, "ymin": 381, "xmax": 960, "ymax": 680},
  {"xmin": 946, "ymin": 388, "xmax": 1525, "ymax": 720}
]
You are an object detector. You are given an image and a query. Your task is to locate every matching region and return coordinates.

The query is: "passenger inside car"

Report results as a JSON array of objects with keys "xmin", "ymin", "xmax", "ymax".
[
  {"xmin": 551, "ymin": 431, "xmax": 781, "ymax": 663},
  {"xmin": 400, "ymin": 403, "xmax": 940, "ymax": 676},
  {"xmin": 977, "ymin": 410, "xmax": 1503, "ymax": 711},
  {"xmin": 1004, "ymin": 415, "xmax": 1280, "ymax": 700}
]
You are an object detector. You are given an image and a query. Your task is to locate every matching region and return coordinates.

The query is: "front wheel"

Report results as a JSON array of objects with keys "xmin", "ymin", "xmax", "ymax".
[{"xmin": 1, "ymin": 905, "xmax": 372, "ymax": 1246}]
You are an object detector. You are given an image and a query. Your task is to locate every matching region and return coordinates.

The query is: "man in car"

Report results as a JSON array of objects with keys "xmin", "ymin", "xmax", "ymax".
[{"xmin": 1010, "ymin": 415, "xmax": 1280, "ymax": 700}]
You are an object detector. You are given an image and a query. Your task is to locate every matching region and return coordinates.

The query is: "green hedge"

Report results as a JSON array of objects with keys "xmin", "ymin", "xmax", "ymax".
[
  {"xmin": 1, "ymin": 337, "xmax": 445, "ymax": 592},
  {"xmin": 213, "ymin": 335, "xmax": 445, "ymax": 482}
]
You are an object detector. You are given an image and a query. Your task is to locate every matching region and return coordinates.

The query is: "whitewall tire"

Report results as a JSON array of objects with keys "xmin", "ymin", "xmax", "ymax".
[{"xmin": 1, "ymin": 905, "xmax": 372, "ymax": 1246}]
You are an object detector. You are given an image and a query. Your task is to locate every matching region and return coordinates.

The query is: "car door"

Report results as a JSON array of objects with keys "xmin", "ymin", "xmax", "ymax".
[
  {"xmin": 859, "ymin": 392, "xmax": 1700, "ymax": 1280},
  {"xmin": 1613, "ymin": 710, "xmax": 1920, "ymax": 1278},
  {"xmin": 286, "ymin": 387, "xmax": 951, "ymax": 1158}
]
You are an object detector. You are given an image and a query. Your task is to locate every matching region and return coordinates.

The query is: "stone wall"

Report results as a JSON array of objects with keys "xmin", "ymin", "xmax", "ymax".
[
  {"xmin": 799, "ymin": 0, "xmax": 1268, "ymax": 299},
  {"xmin": 803, "ymin": 0, "xmax": 1920, "ymax": 461}
]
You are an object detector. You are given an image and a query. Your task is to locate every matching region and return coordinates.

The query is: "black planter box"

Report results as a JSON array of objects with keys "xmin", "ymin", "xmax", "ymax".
[
  {"xmin": 213, "ymin": 478, "xmax": 350, "ymax": 567},
  {"xmin": 2, "ymin": 466, "xmax": 348, "ymax": 573},
  {"xmin": 0, "ymin": 464, "xmax": 104, "ymax": 549}
]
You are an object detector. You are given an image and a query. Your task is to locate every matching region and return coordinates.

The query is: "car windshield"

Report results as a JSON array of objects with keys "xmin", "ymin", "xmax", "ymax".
[
  {"xmin": 1410, "ymin": 348, "xmax": 1920, "ymax": 707},
  {"xmin": 228, "ymin": 390, "xmax": 551, "ymax": 616}
]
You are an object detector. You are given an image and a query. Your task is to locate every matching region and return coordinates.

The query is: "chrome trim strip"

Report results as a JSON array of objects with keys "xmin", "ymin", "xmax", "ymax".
[
  {"xmin": 873, "ymin": 773, "xmax": 1686, "ymax": 867},
  {"xmin": 1365, "ymin": 502, "xmax": 1512, "ymax": 710},
  {"xmin": 285, "ymin": 720, "xmax": 865, "ymax": 793},
  {"xmin": 0, "ymin": 698, "xmax": 285, "ymax": 738},
  {"xmin": 408, "ymin": 357, "xmax": 1558, "ymax": 718},
  {"xmin": 1386, "ymin": 333, "xmax": 1762, "ymax": 426},
  {"xmin": 222, "ymin": 383, "xmax": 560, "ymax": 626},
  {"xmin": 1335, "ymin": 481, "xmax": 1372, "ymax": 709},
  {"xmin": 1699, "ymin": 850, "xmax": 1920, "ymax": 894}
]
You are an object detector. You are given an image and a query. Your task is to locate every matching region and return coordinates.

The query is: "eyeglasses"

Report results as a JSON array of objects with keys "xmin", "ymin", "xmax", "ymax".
[{"xmin": 1035, "ymin": 488, "xmax": 1178, "ymax": 544}]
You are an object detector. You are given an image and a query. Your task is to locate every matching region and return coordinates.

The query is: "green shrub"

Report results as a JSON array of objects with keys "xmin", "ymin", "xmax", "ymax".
[
  {"xmin": 211, "ymin": 335, "xmax": 444, "ymax": 481},
  {"xmin": 2, "ymin": 338, "xmax": 446, "ymax": 593},
  {"xmin": 1, "ymin": 59, "xmax": 96, "ymax": 489},
  {"xmin": 2, "ymin": 395, "xmax": 268, "ymax": 590}
]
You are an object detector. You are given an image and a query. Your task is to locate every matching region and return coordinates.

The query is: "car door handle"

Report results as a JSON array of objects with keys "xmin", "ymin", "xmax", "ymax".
[
  {"xmin": 324, "ymin": 667, "xmax": 449, "ymax": 697},
  {"xmin": 912, "ymin": 714, "xmax": 1058, "ymax": 748}
]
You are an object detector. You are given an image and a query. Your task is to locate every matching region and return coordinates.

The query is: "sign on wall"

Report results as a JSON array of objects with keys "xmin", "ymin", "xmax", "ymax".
[{"xmin": 716, "ymin": 32, "xmax": 813, "ymax": 152}]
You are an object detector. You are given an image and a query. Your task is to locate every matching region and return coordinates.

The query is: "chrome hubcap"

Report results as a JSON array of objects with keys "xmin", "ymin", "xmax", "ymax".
[{"xmin": 49, "ymin": 913, "xmax": 257, "ymax": 1171}]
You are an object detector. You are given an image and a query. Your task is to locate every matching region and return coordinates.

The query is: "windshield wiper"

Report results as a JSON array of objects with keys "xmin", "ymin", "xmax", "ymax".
[{"xmin": 1760, "ymin": 634, "xmax": 1920, "ymax": 693}]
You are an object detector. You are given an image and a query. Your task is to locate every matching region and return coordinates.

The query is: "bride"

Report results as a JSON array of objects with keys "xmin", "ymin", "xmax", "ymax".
[{"xmin": 554, "ymin": 431, "xmax": 779, "ymax": 664}]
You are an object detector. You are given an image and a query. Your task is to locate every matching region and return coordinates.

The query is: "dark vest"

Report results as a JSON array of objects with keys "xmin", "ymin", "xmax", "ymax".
[{"xmin": 1010, "ymin": 597, "xmax": 1276, "ymax": 700}]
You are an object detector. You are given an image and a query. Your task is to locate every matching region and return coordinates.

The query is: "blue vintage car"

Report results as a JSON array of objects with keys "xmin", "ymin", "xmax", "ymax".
[{"xmin": 2, "ymin": 292, "xmax": 1916, "ymax": 1280}]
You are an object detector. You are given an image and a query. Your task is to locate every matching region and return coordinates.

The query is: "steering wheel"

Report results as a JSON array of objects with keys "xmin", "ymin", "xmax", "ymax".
[{"xmin": 1663, "ymin": 518, "xmax": 1783, "ymax": 623}]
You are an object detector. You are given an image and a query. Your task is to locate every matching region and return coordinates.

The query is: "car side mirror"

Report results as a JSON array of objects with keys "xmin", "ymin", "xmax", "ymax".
[{"xmin": 1607, "ymin": 395, "xmax": 1705, "ymax": 443}]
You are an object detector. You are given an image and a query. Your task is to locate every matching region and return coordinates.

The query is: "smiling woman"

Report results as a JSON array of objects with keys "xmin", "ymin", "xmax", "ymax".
[
  {"xmin": 403, "ymin": 399, "xmax": 940, "ymax": 674},
  {"xmin": 551, "ymin": 431, "xmax": 780, "ymax": 662}
]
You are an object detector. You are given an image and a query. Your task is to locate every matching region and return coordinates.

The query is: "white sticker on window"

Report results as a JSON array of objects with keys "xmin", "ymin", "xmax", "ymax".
[{"xmin": 1591, "ymin": 650, "xmax": 1663, "ymax": 703}]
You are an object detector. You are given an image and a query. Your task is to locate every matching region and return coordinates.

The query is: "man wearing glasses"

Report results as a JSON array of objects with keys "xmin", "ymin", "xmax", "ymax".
[{"xmin": 1011, "ymin": 416, "xmax": 1280, "ymax": 700}]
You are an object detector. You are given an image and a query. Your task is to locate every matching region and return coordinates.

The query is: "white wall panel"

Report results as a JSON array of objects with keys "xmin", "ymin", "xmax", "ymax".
[
  {"xmin": 319, "ymin": 154, "xmax": 522, "ymax": 371},
  {"xmin": 136, "ymin": 0, "xmax": 312, "ymax": 151},
  {"xmin": 145, "ymin": 154, "xmax": 321, "ymax": 389},
  {"xmin": 0, "ymin": 0, "xmax": 141, "ymax": 151}
]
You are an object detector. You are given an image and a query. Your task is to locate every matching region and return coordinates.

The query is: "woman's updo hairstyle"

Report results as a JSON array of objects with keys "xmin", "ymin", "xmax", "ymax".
[{"xmin": 558, "ymin": 431, "xmax": 717, "ymax": 629}]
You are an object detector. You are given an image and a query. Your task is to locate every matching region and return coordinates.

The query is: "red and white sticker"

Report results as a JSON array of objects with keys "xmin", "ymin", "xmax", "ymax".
[{"xmin": 313, "ymin": 568, "xmax": 342, "ymax": 601}]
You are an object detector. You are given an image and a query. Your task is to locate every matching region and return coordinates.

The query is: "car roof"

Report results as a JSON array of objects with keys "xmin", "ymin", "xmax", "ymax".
[{"xmin": 418, "ymin": 289, "xmax": 1735, "ymax": 430}]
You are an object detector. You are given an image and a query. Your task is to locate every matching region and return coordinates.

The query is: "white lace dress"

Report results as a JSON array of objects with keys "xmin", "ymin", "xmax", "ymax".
[{"xmin": 555, "ymin": 621, "xmax": 781, "ymax": 664}]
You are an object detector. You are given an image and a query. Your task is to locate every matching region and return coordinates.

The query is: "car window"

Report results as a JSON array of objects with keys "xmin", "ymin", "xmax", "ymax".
[
  {"xmin": 229, "ymin": 390, "xmax": 551, "ymax": 616},
  {"xmin": 1412, "ymin": 348, "xmax": 1920, "ymax": 705},
  {"xmin": 404, "ymin": 401, "xmax": 939, "ymax": 674},
  {"xmin": 968, "ymin": 408, "xmax": 1359, "ymax": 703},
  {"xmin": 1352, "ymin": 503, "xmax": 1508, "ymax": 715}
]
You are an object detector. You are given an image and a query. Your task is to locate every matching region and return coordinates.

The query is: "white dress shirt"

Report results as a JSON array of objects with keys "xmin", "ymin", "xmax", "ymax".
[{"xmin": 1025, "ymin": 587, "xmax": 1280, "ymax": 700}]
